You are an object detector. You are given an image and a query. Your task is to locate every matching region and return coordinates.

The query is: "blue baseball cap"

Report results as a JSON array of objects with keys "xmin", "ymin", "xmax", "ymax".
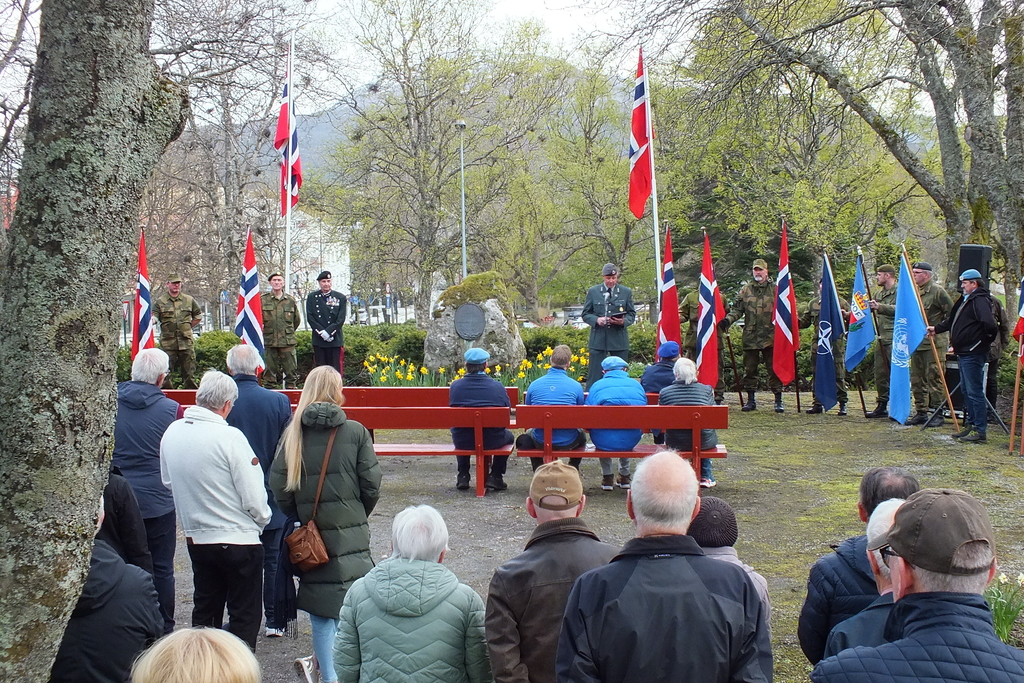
[
  {"xmin": 464, "ymin": 348, "xmax": 490, "ymax": 364},
  {"xmin": 959, "ymin": 268, "xmax": 983, "ymax": 281},
  {"xmin": 658, "ymin": 341, "xmax": 680, "ymax": 359},
  {"xmin": 601, "ymin": 356, "xmax": 628, "ymax": 371}
]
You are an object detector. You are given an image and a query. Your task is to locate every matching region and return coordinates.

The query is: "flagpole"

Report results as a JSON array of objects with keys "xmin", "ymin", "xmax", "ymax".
[
  {"xmin": 645, "ymin": 49, "xmax": 661, "ymax": 319},
  {"xmin": 1010, "ymin": 338, "xmax": 1022, "ymax": 453},
  {"xmin": 902, "ymin": 244, "xmax": 959, "ymax": 433},
  {"xmin": 284, "ymin": 35, "xmax": 294, "ymax": 299}
]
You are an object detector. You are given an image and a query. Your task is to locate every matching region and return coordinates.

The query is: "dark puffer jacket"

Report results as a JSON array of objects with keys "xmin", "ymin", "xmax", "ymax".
[
  {"xmin": 270, "ymin": 402, "xmax": 382, "ymax": 619},
  {"xmin": 799, "ymin": 535, "xmax": 879, "ymax": 664},
  {"xmin": 811, "ymin": 592, "xmax": 1024, "ymax": 682}
]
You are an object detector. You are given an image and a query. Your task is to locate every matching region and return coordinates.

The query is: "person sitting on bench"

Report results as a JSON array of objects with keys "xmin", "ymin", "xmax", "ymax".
[
  {"xmin": 586, "ymin": 355, "xmax": 645, "ymax": 491},
  {"xmin": 515, "ymin": 345, "xmax": 586, "ymax": 471},
  {"xmin": 450, "ymin": 348, "xmax": 514, "ymax": 492}
]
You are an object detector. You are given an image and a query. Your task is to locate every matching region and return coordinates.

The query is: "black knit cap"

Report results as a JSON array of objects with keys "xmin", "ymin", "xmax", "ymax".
[{"xmin": 688, "ymin": 496, "xmax": 739, "ymax": 548}]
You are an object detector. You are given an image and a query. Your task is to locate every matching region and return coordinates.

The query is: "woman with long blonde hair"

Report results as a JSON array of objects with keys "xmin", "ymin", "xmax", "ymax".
[{"xmin": 270, "ymin": 366, "xmax": 381, "ymax": 683}]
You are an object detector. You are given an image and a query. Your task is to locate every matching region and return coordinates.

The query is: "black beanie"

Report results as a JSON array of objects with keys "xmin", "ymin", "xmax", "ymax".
[{"xmin": 688, "ymin": 496, "xmax": 739, "ymax": 548}]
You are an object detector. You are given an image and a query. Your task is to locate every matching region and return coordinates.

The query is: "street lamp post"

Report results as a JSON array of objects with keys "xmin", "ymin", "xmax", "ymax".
[{"xmin": 455, "ymin": 119, "xmax": 467, "ymax": 281}]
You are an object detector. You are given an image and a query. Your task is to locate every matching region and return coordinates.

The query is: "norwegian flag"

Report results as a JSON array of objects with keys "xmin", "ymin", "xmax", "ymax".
[
  {"xmin": 130, "ymin": 230, "xmax": 155, "ymax": 360},
  {"xmin": 656, "ymin": 227, "xmax": 682, "ymax": 356},
  {"xmin": 696, "ymin": 232, "xmax": 726, "ymax": 387},
  {"xmin": 234, "ymin": 229, "xmax": 265, "ymax": 368},
  {"xmin": 1014, "ymin": 275, "xmax": 1024, "ymax": 343},
  {"xmin": 628, "ymin": 47, "xmax": 652, "ymax": 219},
  {"xmin": 772, "ymin": 219, "xmax": 799, "ymax": 385},
  {"xmin": 274, "ymin": 48, "xmax": 302, "ymax": 217}
]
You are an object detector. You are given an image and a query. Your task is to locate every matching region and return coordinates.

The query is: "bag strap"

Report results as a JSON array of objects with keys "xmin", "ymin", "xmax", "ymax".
[{"xmin": 310, "ymin": 427, "xmax": 338, "ymax": 520}]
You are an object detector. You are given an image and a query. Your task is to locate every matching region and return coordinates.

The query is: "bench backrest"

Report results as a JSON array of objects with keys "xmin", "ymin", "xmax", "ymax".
[
  {"xmin": 165, "ymin": 386, "xmax": 519, "ymax": 409},
  {"xmin": 341, "ymin": 406, "xmax": 511, "ymax": 430},
  {"xmin": 515, "ymin": 404, "xmax": 729, "ymax": 431}
]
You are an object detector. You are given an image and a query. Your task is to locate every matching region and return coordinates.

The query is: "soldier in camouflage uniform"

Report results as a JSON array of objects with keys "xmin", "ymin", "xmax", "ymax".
[
  {"xmin": 722, "ymin": 259, "xmax": 784, "ymax": 412},
  {"xmin": 906, "ymin": 262, "xmax": 954, "ymax": 426},
  {"xmin": 261, "ymin": 273, "xmax": 301, "ymax": 388},
  {"xmin": 866, "ymin": 264, "xmax": 897, "ymax": 417},
  {"xmin": 152, "ymin": 274, "xmax": 202, "ymax": 389},
  {"xmin": 799, "ymin": 291, "xmax": 850, "ymax": 415},
  {"xmin": 678, "ymin": 289, "xmax": 726, "ymax": 403}
]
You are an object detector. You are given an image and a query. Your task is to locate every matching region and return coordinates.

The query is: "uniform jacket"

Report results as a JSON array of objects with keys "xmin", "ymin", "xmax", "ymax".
[
  {"xmin": 485, "ymin": 518, "xmax": 618, "ymax": 683},
  {"xmin": 872, "ymin": 285, "xmax": 898, "ymax": 339},
  {"xmin": 914, "ymin": 279, "xmax": 953, "ymax": 352},
  {"xmin": 581, "ymin": 283, "xmax": 635, "ymax": 351},
  {"xmin": 933, "ymin": 286, "xmax": 998, "ymax": 357},
  {"xmin": 227, "ymin": 374, "xmax": 293, "ymax": 530},
  {"xmin": 112, "ymin": 381, "xmax": 181, "ymax": 519},
  {"xmin": 449, "ymin": 372, "xmax": 512, "ymax": 450},
  {"xmin": 798, "ymin": 534, "xmax": 879, "ymax": 665},
  {"xmin": 800, "ymin": 296, "xmax": 850, "ymax": 351},
  {"xmin": 658, "ymin": 381, "xmax": 718, "ymax": 450},
  {"xmin": 152, "ymin": 291, "xmax": 201, "ymax": 350},
  {"xmin": 822, "ymin": 592, "xmax": 893, "ymax": 659},
  {"xmin": 269, "ymin": 402, "xmax": 381, "ymax": 619},
  {"xmin": 585, "ymin": 370, "xmax": 645, "ymax": 451},
  {"xmin": 811, "ymin": 592, "xmax": 1024, "ymax": 683},
  {"xmin": 726, "ymin": 278, "xmax": 776, "ymax": 350},
  {"xmin": 990, "ymin": 297, "xmax": 1010, "ymax": 362},
  {"xmin": 97, "ymin": 467, "xmax": 154, "ymax": 573},
  {"xmin": 263, "ymin": 291, "xmax": 301, "ymax": 347},
  {"xmin": 334, "ymin": 558, "xmax": 493, "ymax": 683},
  {"xmin": 679, "ymin": 290, "xmax": 700, "ymax": 348},
  {"xmin": 160, "ymin": 405, "xmax": 272, "ymax": 545},
  {"xmin": 524, "ymin": 368, "xmax": 585, "ymax": 447},
  {"xmin": 306, "ymin": 289, "xmax": 347, "ymax": 347},
  {"xmin": 48, "ymin": 540, "xmax": 162, "ymax": 683},
  {"xmin": 557, "ymin": 534, "xmax": 772, "ymax": 683}
]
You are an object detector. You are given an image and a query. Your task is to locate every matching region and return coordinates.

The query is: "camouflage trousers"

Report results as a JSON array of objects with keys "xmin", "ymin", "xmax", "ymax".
[
  {"xmin": 874, "ymin": 340, "xmax": 891, "ymax": 402},
  {"xmin": 742, "ymin": 348, "xmax": 783, "ymax": 393},
  {"xmin": 911, "ymin": 336, "xmax": 947, "ymax": 411},
  {"xmin": 163, "ymin": 348, "xmax": 197, "ymax": 389},
  {"xmin": 263, "ymin": 346, "xmax": 298, "ymax": 388},
  {"xmin": 683, "ymin": 345, "xmax": 726, "ymax": 402}
]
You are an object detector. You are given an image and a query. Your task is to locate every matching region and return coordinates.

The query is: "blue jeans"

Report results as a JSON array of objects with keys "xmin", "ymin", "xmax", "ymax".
[
  {"xmin": 144, "ymin": 511, "xmax": 177, "ymax": 635},
  {"xmin": 959, "ymin": 354, "xmax": 987, "ymax": 433},
  {"xmin": 310, "ymin": 614, "xmax": 338, "ymax": 683},
  {"xmin": 701, "ymin": 458, "xmax": 713, "ymax": 481},
  {"xmin": 260, "ymin": 526, "xmax": 283, "ymax": 628}
]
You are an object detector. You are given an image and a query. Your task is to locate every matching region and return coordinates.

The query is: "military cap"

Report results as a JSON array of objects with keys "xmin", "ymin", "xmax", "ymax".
[
  {"xmin": 657, "ymin": 341, "xmax": 680, "ymax": 359},
  {"xmin": 464, "ymin": 347, "xmax": 490, "ymax": 364},
  {"xmin": 601, "ymin": 356, "xmax": 628, "ymax": 371},
  {"xmin": 876, "ymin": 264, "xmax": 896, "ymax": 275},
  {"xmin": 912, "ymin": 262, "xmax": 932, "ymax": 271},
  {"xmin": 959, "ymin": 268, "xmax": 983, "ymax": 281},
  {"xmin": 269, "ymin": 272, "xmax": 285, "ymax": 280},
  {"xmin": 167, "ymin": 273, "xmax": 182, "ymax": 283},
  {"xmin": 601, "ymin": 263, "xmax": 618, "ymax": 276},
  {"xmin": 316, "ymin": 270, "xmax": 332, "ymax": 281},
  {"xmin": 752, "ymin": 259, "xmax": 769, "ymax": 270}
]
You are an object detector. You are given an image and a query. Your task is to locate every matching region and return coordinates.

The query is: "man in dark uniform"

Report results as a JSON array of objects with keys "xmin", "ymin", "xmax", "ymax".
[
  {"xmin": 305, "ymin": 270, "xmax": 347, "ymax": 375},
  {"xmin": 152, "ymin": 274, "xmax": 202, "ymax": 389},
  {"xmin": 581, "ymin": 263, "xmax": 636, "ymax": 389},
  {"xmin": 866, "ymin": 264, "xmax": 897, "ymax": 417},
  {"xmin": 261, "ymin": 273, "xmax": 301, "ymax": 388}
]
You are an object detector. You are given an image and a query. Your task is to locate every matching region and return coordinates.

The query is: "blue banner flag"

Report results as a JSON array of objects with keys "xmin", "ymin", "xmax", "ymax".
[
  {"xmin": 888, "ymin": 253, "xmax": 928, "ymax": 424},
  {"xmin": 815, "ymin": 254, "xmax": 846, "ymax": 411},
  {"xmin": 845, "ymin": 253, "xmax": 876, "ymax": 372}
]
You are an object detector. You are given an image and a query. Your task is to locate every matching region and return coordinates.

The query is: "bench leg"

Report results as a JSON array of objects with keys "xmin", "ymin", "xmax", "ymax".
[{"xmin": 476, "ymin": 455, "xmax": 486, "ymax": 497}]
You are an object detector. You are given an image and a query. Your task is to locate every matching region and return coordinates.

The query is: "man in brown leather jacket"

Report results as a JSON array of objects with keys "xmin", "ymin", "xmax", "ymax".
[{"xmin": 485, "ymin": 461, "xmax": 617, "ymax": 683}]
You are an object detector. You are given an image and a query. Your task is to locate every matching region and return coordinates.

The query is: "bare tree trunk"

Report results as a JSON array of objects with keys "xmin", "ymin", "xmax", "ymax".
[{"xmin": 0, "ymin": 0, "xmax": 186, "ymax": 678}]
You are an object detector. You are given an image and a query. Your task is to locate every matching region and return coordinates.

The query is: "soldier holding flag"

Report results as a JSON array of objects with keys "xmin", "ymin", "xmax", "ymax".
[
  {"xmin": 800, "ymin": 281, "xmax": 850, "ymax": 415},
  {"xmin": 866, "ymin": 265, "xmax": 898, "ymax": 417}
]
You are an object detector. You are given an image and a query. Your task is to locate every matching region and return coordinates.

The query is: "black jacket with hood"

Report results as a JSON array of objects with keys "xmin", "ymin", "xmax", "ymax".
[{"xmin": 934, "ymin": 286, "xmax": 998, "ymax": 357}]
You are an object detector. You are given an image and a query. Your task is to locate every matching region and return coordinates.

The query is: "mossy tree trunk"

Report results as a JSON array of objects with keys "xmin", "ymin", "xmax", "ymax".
[{"xmin": 0, "ymin": 0, "xmax": 186, "ymax": 679}]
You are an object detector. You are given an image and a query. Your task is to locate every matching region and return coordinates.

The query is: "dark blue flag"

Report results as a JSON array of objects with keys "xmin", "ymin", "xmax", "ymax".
[{"xmin": 815, "ymin": 254, "xmax": 846, "ymax": 411}]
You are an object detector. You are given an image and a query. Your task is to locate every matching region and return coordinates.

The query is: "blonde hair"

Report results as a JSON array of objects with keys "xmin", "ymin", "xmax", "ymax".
[
  {"xmin": 281, "ymin": 365, "xmax": 345, "ymax": 491},
  {"xmin": 130, "ymin": 628, "xmax": 260, "ymax": 683}
]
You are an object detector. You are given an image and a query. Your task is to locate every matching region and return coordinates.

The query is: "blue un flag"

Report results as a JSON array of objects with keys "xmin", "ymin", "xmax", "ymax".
[
  {"xmin": 888, "ymin": 254, "xmax": 928, "ymax": 424},
  {"xmin": 815, "ymin": 255, "xmax": 847, "ymax": 411}
]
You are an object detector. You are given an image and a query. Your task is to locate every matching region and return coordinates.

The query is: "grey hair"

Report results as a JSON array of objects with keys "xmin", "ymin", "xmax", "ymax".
[
  {"xmin": 866, "ymin": 498, "xmax": 903, "ymax": 581},
  {"xmin": 195, "ymin": 370, "xmax": 238, "ymax": 411},
  {"xmin": 673, "ymin": 357, "xmax": 698, "ymax": 384},
  {"xmin": 226, "ymin": 344, "xmax": 262, "ymax": 376},
  {"xmin": 391, "ymin": 505, "xmax": 449, "ymax": 561},
  {"xmin": 910, "ymin": 541, "xmax": 994, "ymax": 594},
  {"xmin": 631, "ymin": 450, "xmax": 699, "ymax": 534},
  {"xmin": 131, "ymin": 348, "xmax": 170, "ymax": 384}
]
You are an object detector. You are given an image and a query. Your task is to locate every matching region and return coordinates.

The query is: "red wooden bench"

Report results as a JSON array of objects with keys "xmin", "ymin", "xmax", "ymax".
[
  {"xmin": 165, "ymin": 386, "xmax": 519, "ymax": 409},
  {"xmin": 514, "ymin": 404, "xmax": 729, "ymax": 474}
]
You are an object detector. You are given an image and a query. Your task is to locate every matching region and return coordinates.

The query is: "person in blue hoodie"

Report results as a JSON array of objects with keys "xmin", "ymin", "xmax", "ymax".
[
  {"xmin": 112, "ymin": 347, "xmax": 183, "ymax": 635},
  {"xmin": 516, "ymin": 344, "xmax": 587, "ymax": 471},
  {"xmin": 586, "ymin": 355, "xmax": 646, "ymax": 491}
]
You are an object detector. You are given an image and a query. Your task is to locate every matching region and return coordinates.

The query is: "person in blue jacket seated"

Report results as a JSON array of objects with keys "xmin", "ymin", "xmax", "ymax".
[
  {"xmin": 640, "ymin": 341, "xmax": 681, "ymax": 445},
  {"xmin": 449, "ymin": 347, "xmax": 514, "ymax": 492},
  {"xmin": 515, "ymin": 344, "xmax": 587, "ymax": 472},
  {"xmin": 586, "ymin": 355, "xmax": 646, "ymax": 491}
]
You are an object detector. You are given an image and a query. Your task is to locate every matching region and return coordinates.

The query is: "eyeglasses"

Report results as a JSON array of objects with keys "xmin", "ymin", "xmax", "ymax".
[{"xmin": 878, "ymin": 544, "xmax": 899, "ymax": 567}]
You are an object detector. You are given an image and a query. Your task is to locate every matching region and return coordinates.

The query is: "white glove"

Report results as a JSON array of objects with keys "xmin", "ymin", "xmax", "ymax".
[{"xmin": 319, "ymin": 330, "xmax": 331, "ymax": 341}]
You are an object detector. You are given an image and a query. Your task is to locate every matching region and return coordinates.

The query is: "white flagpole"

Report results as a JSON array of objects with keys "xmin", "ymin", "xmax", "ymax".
[
  {"xmin": 284, "ymin": 35, "xmax": 294, "ymax": 298},
  {"xmin": 644, "ymin": 48, "xmax": 661, "ymax": 319}
]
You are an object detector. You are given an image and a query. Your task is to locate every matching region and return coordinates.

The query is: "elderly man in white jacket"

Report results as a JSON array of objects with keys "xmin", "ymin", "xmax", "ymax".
[{"xmin": 160, "ymin": 369, "xmax": 271, "ymax": 650}]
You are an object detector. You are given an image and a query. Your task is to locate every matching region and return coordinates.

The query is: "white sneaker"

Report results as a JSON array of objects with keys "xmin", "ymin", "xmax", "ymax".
[
  {"xmin": 266, "ymin": 627, "xmax": 285, "ymax": 637},
  {"xmin": 700, "ymin": 478, "xmax": 717, "ymax": 489},
  {"xmin": 295, "ymin": 656, "xmax": 316, "ymax": 683}
]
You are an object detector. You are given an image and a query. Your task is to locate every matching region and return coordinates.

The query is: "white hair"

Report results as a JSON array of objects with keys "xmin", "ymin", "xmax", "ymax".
[
  {"xmin": 866, "ymin": 498, "xmax": 903, "ymax": 581},
  {"xmin": 195, "ymin": 370, "xmax": 238, "ymax": 411},
  {"xmin": 131, "ymin": 348, "xmax": 170, "ymax": 384},
  {"xmin": 391, "ymin": 505, "xmax": 449, "ymax": 561},
  {"xmin": 226, "ymin": 344, "xmax": 261, "ymax": 376},
  {"xmin": 911, "ymin": 541, "xmax": 994, "ymax": 594},
  {"xmin": 673, "ymin": 357, "xmax": 698, "ymax": 384},
  {"xmin": 631, "ymin": 451, "xmax": 699, "ymax": 534}
]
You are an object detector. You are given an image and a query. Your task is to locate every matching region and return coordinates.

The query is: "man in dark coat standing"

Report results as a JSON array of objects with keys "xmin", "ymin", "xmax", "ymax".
[
  {"xmin": 812, "ymin": 489, "xmax": 1024, "ymax": 683},
  {"xmin": 226, "ymin": 344, "xmax": 293, "ymax": 638},
  {"xmin": 581, "ymin": 263, "xmax": 635, "ymax": 389},
  {"xmin": 306, "ymin": 270, "xmax": 347, "ymax": 374},
  {"xmin": 112, "ymin": 347, "xmax": 183, "ymax": 634},
  {"xmin": 798, "ymin": 466, "xmax": 920, "ymax": 665}
]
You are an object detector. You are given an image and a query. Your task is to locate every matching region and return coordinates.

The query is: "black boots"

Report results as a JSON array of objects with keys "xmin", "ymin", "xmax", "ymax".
[
  {"xmin": 865, "ymin": 401, "xmax": 888, "ymax": 418},
  {"xmin": 742, "ymin": 393, "xmax": 757, "ymax": 412},
  {"xmin": 774, "ymin": 393, "xmax": 784, "ymax": 413}
]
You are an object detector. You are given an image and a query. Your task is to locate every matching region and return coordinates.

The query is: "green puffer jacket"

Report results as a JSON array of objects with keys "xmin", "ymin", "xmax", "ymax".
[
  {"xmin": 334, "ymin": 559, "xmax": 493, "ymax": 683},
  {"xmin": 270, "ymin": 402, "xmax": 381, "ymax": 619}
]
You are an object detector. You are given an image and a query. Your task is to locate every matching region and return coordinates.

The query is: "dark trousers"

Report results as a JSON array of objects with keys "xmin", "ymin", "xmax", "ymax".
[
  {"xmin": 260, "ymin": 526, "xmax": 284, "ymax": 629},
  {"xmin": 456, "ymin": 429, "xmax": 513, "ymax": 476},
  {"xmin": 313, "ymin": 345, "xmax": 344, "ymax": 375},
  {"xmin": 959, "ymin": 354, "xmax": 988, "ymax": 433},
  {"xmin": 517, "ymin": 431, "xmax": 586, "ymax": 470},
  {"xmin": 144, "ymin": 511, "xmax": 177, "ymax": 635},
  {"xmin": 187, "ymin": 542, "xmax": 264, "ymax": 650}
]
